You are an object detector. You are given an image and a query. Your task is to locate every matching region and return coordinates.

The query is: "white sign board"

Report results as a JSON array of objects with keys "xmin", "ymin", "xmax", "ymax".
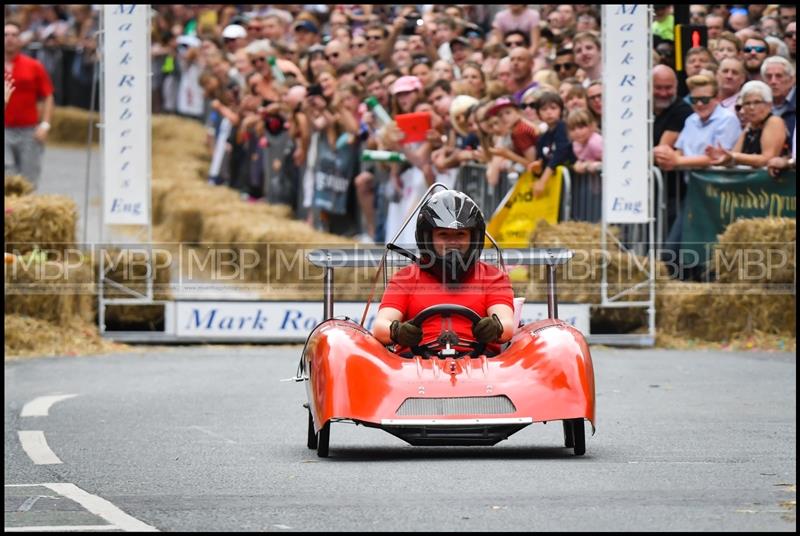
[
  {"xmin": 173, "ymin": 301, "xmax": 590, "ymax": 341},
  {"xmin": 103, "ymin": 5, "xmax": 150, "ymax": 225},
  {"xmin": 602, "ymin": 5, "xmax": 651, "ymax": 223}
]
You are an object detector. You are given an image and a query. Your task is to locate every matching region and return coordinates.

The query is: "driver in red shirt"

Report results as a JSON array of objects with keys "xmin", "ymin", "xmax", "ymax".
[{"xmin": 373, "ymin": 190, "xmax": 516, "ymax": 355}]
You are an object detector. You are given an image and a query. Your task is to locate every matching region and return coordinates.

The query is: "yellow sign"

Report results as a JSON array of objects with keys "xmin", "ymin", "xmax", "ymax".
[
  {"xmin": 487, "ymin": 167, "xmax": 563, "ymax": 247},
  {"xmin": 486, "ymin": 168, "xmax": 563, "ymax": 281}
]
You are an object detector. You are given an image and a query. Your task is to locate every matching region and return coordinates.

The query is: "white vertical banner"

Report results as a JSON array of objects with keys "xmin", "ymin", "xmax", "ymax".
[
  {"xmin": 602, "ymin": 5, "xmax": 651, "ymax": 223},
  {"xmin": 103, "ymin": 5, "xmax": 150, "ymax": 225}
]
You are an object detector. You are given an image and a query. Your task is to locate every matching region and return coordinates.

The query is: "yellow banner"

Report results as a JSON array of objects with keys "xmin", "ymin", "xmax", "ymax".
[{"xmin": 486, "ymin": 167, "xmax": 563, "ymax": 248}]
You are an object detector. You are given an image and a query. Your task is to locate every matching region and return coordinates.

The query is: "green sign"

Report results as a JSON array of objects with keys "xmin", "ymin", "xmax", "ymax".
[{"xmin": 681, "ymin": 168, "xmax": 796, "ymax": 264}]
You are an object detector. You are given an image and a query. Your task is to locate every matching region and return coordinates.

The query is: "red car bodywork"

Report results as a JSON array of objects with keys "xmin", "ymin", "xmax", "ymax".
[{"xmin": 303, "ymin": 316, "xmax": 595, "ymax": 443}]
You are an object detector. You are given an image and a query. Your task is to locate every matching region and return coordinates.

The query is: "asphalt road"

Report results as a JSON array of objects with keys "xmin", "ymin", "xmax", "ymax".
[{"xmin": 4, "ymin": 346, "xmax": 796, "ymax": 532}]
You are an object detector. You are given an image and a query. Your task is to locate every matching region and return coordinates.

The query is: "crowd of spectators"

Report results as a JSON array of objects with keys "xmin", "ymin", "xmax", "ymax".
[{"xmin": 4, "ymin": 4, "xmax": 797, "ymax": 248}]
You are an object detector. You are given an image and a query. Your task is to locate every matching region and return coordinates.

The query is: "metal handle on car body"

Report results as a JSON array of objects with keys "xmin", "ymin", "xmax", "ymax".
[
  {"xmin": 324, "ymin": 266, "xmax": 333, "ymax": 319},
  {"xmin": 546, "ymin": 264, "xmax": 557, "ymax": 320}
]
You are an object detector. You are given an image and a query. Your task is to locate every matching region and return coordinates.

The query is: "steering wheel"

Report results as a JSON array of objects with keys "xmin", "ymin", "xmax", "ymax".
[{"xmin": 407, "ymin": 304, "xmax": 487, "ymax": 359}]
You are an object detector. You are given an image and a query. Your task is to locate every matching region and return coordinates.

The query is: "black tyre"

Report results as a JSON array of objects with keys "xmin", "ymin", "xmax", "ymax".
[
  {"xmin": 563, "ymin": 420, "xmax": 574, "ymax": 448},
  {"xmin": 570, "ymin": 418, "xmax": 585, "ymax": 456},
  {"xmin": 307, "ymin": 410, "xmax": 317, "ymax": 450},
  {"xmin": 316, "ymin": 421, "xmax": 330, "ymax": 458}
]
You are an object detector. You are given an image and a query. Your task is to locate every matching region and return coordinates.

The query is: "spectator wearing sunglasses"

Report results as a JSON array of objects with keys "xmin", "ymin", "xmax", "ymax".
[
  {"xmin": 324, "ymin": 39, "xmax": 351, "ymax": 70},
  {"xmin": 654, "ymin": 75, "xmax": 741, "ymax": 172},
  {"xmin": 743, "ymin": 36, "xmax": 771, "ymax": 81},
  {"xmin": 553, "ymin": 48, "xmax": 578, "ymax": 81},
  {"xmin": 502, "ymin": 30, "xmax": 530, "ymax": 51},
  {"xmin": 491, "ymin": 5, "xmax": 541, "ymax": 58},
  {"xmin": 783, "ymin": 21, "xmax": 795, "ymax": 62}
]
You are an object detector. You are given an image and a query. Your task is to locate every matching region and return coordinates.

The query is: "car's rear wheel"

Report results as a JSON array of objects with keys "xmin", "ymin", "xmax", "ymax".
[
  {"xmin": 306, "ymin": 410, "xmax": 317, "ymax": 450},
  {"xmin": 316, "ymin": 421, "xmax": 330, "ymax": 458},
  {"xmin": 569, "ymin": 418, "xmax": 585, "ymax": 456},
  {"xmin": 563, "ymin": 420, "xmax": 574, "ymax": 448}
]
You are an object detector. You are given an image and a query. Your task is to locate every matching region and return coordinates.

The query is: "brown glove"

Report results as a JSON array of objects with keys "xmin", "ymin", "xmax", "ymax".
[
  {"xmin": 472, "ymin": 314, "xmax": 503, "ymax": 344},
  {"xmin": 390, "ymin": 320, "xmax": 423, "ymax": 347}
]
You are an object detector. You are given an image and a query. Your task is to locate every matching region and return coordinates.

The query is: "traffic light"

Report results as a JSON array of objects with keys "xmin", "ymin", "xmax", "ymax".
[{"xmin": 674, "ymin": 24, "xmax": 708, "ymax": 72}]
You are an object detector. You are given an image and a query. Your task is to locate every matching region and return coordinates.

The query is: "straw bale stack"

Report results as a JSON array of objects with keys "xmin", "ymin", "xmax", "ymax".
[
  {"xmin": 49, "ymin": 106, "xmax": 100, "ymax": 145},
  {"xmin": 656, "ymin": 281, "xmax": 795, "ymax": 341},
  {"xmin": 5, "ymin": 194, "xmax": 77, "ymax": 256},
  {"xmin": 526, "ymin": 220, "xmax": 668, "ymax": 303},
  {"xmin": 151, "ymin": 179, "xmax": 178, "ymax": 226},
  {"xmin": 713, "ymin": 217, "xmax": 796, "ymax": 285},
  {"xmin": 5, "ymin": 175, "xmax": 34, "ymax": 197},
  {"xmin": 151, "ymin": 115, "xmax": 210, "ymax": 184},
  {"xmin": 5, "ymin": 314, "xmax": 122, "ymax": 358},
  {"xmin": 4, "ymin": 256, "xmax": 95, "ymax": 324}
]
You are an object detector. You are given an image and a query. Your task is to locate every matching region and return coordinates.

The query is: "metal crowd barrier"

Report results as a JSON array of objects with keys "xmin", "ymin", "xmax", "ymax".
[{"xmin": 454, "ymin": 163, "xmax": 511, "ymax": 217}]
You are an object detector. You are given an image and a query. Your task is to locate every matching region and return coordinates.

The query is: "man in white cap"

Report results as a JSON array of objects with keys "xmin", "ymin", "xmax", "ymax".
[{"xmin": 222, "ymin": 24, "xmax": 247, "ymax": 58}]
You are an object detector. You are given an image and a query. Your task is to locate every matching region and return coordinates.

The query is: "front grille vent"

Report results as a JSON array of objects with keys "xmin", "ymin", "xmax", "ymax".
[{"xmin": 396, "ymin": 396, "xmax": 516, "ymax": 416}]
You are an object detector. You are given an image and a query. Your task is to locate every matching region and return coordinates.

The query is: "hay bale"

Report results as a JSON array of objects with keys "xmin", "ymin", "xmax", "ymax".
[
  {"xmin": 5, "ymin": 194, "xmax": 77, "ymax": 256},
  {"xmin": 525, "ymin": 220, "xmax": 669, "ymax": 303},
  {"xmin": 5, "ymin": 314, "xmax": 123, "ymax": 358},
  {"xmin": 151, "ymin": 179, "xmax": 178, "ymax": 226},
  {"xmin": 656, "ymin": 281, "xmax": 796, "ymax": 341},
  {"xmin": 4, "ymin": 256, "xmax": 95, "ymax": 324},
  {"xmin": 5, "ymin": 175, "xmax": 34, "ymax": 197},
  {"xmin": 713, "ymin": 217, "xmax": 795, "ymax": 284},
  {"xmin": 50, "ymin": 106, "xmax": 101, "ymax": 145}
]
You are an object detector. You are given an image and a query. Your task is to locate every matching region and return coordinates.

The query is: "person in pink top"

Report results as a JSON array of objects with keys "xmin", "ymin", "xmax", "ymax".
[
  {"xmin": 491, "ymin": 5, "xmax": 541, "ymax": 58},
  {"xmin": 566, "ymin": 108, "xmax": 603, "ymax": 174}
]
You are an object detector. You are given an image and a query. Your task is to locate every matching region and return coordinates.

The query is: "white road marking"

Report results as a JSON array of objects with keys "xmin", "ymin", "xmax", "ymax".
[
  {"xmin": 188, "ymin": 425, "xmax": 237, "ymax": 444},
  {"xmin": 43, "ymin": 483, "xmax": 159, "ymax": 532},
  {"xmin": 21, "ymin": 394, "xmax": 78, "ymax": 417},
  {"xmin": 5, "ymin": 525, "xmax": 119, "ymax": 532},
  {"xmin": 18, "ymin": 431, "xmax": 62, "ymax": 465}
]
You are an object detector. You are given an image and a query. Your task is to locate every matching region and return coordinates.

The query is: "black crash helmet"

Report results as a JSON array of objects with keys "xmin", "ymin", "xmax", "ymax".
[{"xmin": 415, "ymin": 190, "xmax": 486, "ymax": 284}]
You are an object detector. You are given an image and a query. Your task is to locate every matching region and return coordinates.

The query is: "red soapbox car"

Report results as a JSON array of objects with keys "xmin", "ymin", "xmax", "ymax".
[{"xmin": 295, "ymin": 241, "xmax": 596, "ymax": 458}]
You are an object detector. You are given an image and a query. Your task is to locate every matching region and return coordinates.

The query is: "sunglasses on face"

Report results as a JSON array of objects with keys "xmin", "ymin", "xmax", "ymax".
[
  {"xmin": 785, "ymin": 32, "xmax": 796, "ymax": 38},
  {"xmin": 554, "ymin": 62, "xmax": 575, "ymax": 71},
  {"xmin": 520, "ymin": 102, "xmax": 537, "ymax": 110},
  {"xmin": 743, "ymin": 45, "xmax": 767, "ymax": 53},
  {"xmin": 689, "ymin": 95, "xmax": 713, "ymax": 105}
]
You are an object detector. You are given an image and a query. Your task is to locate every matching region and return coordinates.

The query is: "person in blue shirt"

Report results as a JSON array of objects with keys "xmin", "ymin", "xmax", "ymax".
[
  {"xmin": 653, "ymin": 74, "xmax": 742, "ymax": 280},
  {"xmin": 653, "ymin": 74, "xmax": 742, "ymax": 171}
]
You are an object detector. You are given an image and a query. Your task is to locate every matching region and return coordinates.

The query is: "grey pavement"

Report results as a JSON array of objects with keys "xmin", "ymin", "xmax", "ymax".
[{"xmin": 4, "ymin": 347, "xmax": 796, "ymax": 532}]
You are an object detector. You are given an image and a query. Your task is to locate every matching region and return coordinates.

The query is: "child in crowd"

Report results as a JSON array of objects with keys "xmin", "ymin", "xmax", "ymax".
[
  {"xmin": 566, "ymin": 108, "xmax": 603, "ymax": 174},
  {"xmin": 485, "ymin": 96, "xmax": 540, "ymax": 168},
  {"xmin": 529, "ymin": 91, "xmax": 574, "ymax": 197}
]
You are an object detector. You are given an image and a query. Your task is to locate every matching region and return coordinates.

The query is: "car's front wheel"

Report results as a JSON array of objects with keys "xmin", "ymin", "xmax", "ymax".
[
  {"xmin": 568, "ymin": 418, "xmax": 585, "ymax": 456},
  {"xmin": 317, "ymin": 421, "xmax": 330, "ymax": 458}
]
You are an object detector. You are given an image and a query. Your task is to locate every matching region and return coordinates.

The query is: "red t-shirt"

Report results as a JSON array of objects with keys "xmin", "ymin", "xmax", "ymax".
[
  {"xmin": 379, "ymin": 261, "xmax": 514, "ymax": 354},
  {"xmin": 5, "ymin": 53, "xmax": 54, "ymax": 128},
  {"xmin": 511, "ymin": 119, "xmax": 539, "ymax": 156}
]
